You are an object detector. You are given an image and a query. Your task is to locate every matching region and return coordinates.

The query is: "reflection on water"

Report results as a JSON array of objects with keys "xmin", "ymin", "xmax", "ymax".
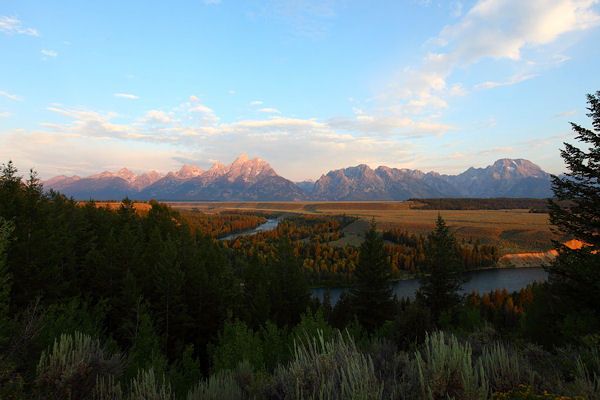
[
  {"xmin": 219, "ymin": 218, "xmax": 280, "ymax": 241},
  {"xmin": 311, "ymin": 267, "xmax": 548, "ymax": 305}
]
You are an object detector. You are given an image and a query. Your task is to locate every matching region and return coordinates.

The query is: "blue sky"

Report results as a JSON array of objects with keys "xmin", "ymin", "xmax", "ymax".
[{"xmin": 1, "ymin": 0, "xmax": 599, "ymax": 181}]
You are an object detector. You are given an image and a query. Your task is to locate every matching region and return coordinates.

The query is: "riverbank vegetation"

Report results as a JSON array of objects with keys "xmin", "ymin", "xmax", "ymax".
[{"xmin": 0, "ymin": 92, "xmax": 598, "ymax": 399}]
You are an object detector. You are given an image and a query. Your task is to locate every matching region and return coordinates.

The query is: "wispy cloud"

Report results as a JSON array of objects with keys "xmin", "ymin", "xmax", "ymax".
[
  {"xmin": 258, "ymin": 108, "xmax": 281, "ymax": 114},
  {"xmin": 250, "ymin": 100, "xmax": 263, "ymax": 106},
  {"xmin": 41, "ymin": 49, "xmax": 57, "ymax": 57},
  {"xmin": 0, "ymin": 112, "xmax": 12, "ymax": 118},
  {"xmin": 0, "ymin": 15, "xmax": 38, "ymax": 36},
  {"xmin": 552, "ymin": 110, "xmax": 577, "ymax": 118},
  {"xmin": 0, "ymin": 91, "xmax": 22, "ymax": 101},
  {"xmin": 475, "ymin": 74, "xmax": 538, "ymax": 90},
  {"xmin": 114, "ymin": 93, "xmax": 139, "ymax": 99}
]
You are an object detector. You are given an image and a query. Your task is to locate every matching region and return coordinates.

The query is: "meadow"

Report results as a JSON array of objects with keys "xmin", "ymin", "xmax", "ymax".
[{"xmin": 167, "ymin": 201, "xmax": 555, "ymax": 254}]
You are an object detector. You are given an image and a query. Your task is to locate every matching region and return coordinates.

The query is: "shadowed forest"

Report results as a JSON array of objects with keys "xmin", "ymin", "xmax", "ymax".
[{"xmin": 0, "ymin": 92, "xmax": 599, "ymax": 399}]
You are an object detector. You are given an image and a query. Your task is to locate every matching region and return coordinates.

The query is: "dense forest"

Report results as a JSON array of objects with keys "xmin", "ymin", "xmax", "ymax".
[
  {"xmin": 0, "ymin": 92, "xmax": 599, "ymax": 399},
  {"xmin": 410, "ymin": 198, "xmax": 550, "ymax": 211}
]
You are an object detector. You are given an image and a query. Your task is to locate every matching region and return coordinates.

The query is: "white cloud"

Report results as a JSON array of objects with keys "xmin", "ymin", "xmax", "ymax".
[
  {"xmin": 250, "ymin": 100, "xmax": 263, "ymax": 106},
  {"xmin": 0, "ymin": 16, "xmax": 38, "ymax": 36},
  {"xmin": 258, "ymin": 108, "xmax": 281, "ymax": 114},
  {"xmin": 114, "ymin": 93, "xmax": 139, "ymax": 99},
  {"xmin": 190, "ymin": 104, "xmax": 214, "ymax": 114},
  {"xmin": 0, "ymin": 112, "xmax": 12, "ymax": 118},
  {"xmin": 0, "ymin": 91, "xmax": 22, "ymax": 101},
  {"xmin": 438, "ymin": 0, "xmax": 600, "ymax": 62},
  {"xmin": 41, "ymin": 49, "xmax": 57, "ymax": 57},
  {"xmin": 387, "ymin": 0, "xmax": 600, "ymax": 113},
  {"xmin": 145, "ymin": 110, "xmax": 175, "ymax": 124},
  {"xmin": 475, "ymin": 73, "xmax": 538, "ymax": 89}
]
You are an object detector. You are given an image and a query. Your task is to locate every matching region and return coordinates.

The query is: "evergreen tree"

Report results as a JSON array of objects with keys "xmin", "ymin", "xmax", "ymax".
[
  {"xmin": 547, "ymin": 90, "xmax": 600, "ymax": 321},
  {"xmin": 418, "ymin": 215, "xmax": 464, "ymax": 323},
  {"xmin": 0, "ymin": 217, "xmax": 14, "ymax": 328},
  {"xmin": 269, "ymin": 233, "xmax": 310, "ymax": 328},
  {"xmin": 350, "ymin": 219, "xmax": 394, "ymax": 331}
]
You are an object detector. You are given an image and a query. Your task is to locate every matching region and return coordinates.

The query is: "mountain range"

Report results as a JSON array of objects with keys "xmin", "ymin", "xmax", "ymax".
[{"xmin": 43, "ymin": 155, "xmax": 554, "ymax": 201}]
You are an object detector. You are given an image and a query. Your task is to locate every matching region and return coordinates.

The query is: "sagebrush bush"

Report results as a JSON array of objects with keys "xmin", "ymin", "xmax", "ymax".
[
  {"xmin": 480, "ymin": 341, "xmax": 534, "ymax": 392},
  {"xmin": 36, "ymin": 331, "xmax": 123, "ymax": 400},
  {"xmin": 413, "ymin": 331, "xmax": 488, "ymax": 400},
  {"xmin": 567, "ymin": 347, "xmax": 600, "ymax": 400},
  {"xmin": 186, "ymin": 368, "xmax": 243, "ymax": 400},
  {"xmin": 129, "ymin": 368, "xmax": 173, "ymax": 400},
  {"xmin": 268, "ymin": 330, "xmax": 382, "ymax": 400},
  {"xmin": 92, "ymin": 375, "xmax": 123, "ymax": 400}
]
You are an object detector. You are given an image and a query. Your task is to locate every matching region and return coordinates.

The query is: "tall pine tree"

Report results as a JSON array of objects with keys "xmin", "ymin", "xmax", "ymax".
[
  {"xmin": 418, "ymin": 215, "xmax": 464, "ymax": 323},
  {"xmin": 0, "ymin": 217, "xmax": 14, "ymax": 329},
  {"xmin": 350, "ymin": 219, "xmax": 394, "ymax": 331},
  {"xmin": 547, "ymin": 90, "xmax": 600, "ymax": 321}
]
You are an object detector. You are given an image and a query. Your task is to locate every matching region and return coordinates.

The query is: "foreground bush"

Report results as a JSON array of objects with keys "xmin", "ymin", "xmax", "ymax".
[
  {"xmin": 413, "ymin": 331, "xmax": 487, "ymax": 400},
  {"xmin": 268, "ymin": 330, "xmax": 383, "ymax": 400},
  {"xmin": 36, "ymin": 332, "xmax": 123, "ymax": 399}
]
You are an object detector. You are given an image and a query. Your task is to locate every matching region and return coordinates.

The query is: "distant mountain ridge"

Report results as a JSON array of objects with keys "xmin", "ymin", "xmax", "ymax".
[{"xmin": 44, "ymin": 156, "xmax": 553, "ymax": 201}]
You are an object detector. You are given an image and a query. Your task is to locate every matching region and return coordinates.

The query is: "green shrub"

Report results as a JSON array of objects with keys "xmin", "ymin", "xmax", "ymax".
[
  {"xmin": 36, "ymin": 332, "xmax": 123, "ymax": 400},
  {"xmin": 209, "ymin": 319, "xmax": 264, "ymax": 373},
  {"xmin": 480, "ymin": 342, "xmax": 533, "ymax": 393},
  {"xmin": 568, "ymin": 347, "xmax": 600, "ymax": 400},
  {"xmin": 128, "ymin": 368, "xmax": 173, "ymax": 400},
  {"xmin": 269, "ymin": 330, "xmax": 382, "ymax": 400},
  {"xmin": 413, "ymin": 331, "xmax": 488, "ymax": 400},
  {"xmin": 92, "ymin": 375, "xmax": 123, "ymax": 400},
  {"xmin": 186, "ymin": 369, "xmax": 243, "ymax": 400}
]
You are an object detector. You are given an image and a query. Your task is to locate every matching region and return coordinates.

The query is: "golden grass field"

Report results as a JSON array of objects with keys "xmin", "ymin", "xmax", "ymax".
[{"xmin": 166, "ymin": 201, "xmax": 555, "ymax": 254}]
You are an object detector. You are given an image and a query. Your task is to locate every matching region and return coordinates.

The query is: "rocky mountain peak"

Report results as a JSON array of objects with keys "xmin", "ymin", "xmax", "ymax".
[
  {"xmin": 226, "ymin": 154, "xmax": 274, "ymax": 182},
  {"xmin": 490, "ymin": 158, "xmax": 547, "ymax": 178},
  {"xmin": 176, "ymin": 164, "xmax": 204, "ymax": 179},
  {"xmin": 230, "ymin": 153, "xmax": 249, "ymax": 167},
  {"xmin": 116, "ymin": 168, "xmax": 137, "ymax": 182},
  {"xmin": 206, "ymin": 161, "xmax": 227, "ymax": 176}
]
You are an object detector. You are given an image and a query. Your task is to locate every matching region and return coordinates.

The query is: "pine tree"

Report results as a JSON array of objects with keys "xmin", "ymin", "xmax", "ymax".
[
  {"xmin": 547, "ymin": 90, "xmax": 600, "ymax": 319},
  {"xmin": 350, "ymin": 219, "xmax": 394, "ymax": 331},
  {"xmin": 418, "ymin": 215, "xmax": 464, "ymax": 323},
  {"xmin": 269, "ymin": 233, "xmax": 310, "ymax": 327},
  {"xmin": 0, "ymin": 217, "xmax": 14, "ymax": 327}
]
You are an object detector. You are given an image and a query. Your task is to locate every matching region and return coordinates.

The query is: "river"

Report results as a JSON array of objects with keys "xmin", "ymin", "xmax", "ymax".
[
  {"xmin": 311, "ymin": 267, "xmax": 548, "ymax": 305},
  {"xmin": 218, "ymin": 219, "xmax": 549, "ymax": 305},
  {"xmin": 219, "ymin": 218, "xmax": 280, "ymax": 240}
]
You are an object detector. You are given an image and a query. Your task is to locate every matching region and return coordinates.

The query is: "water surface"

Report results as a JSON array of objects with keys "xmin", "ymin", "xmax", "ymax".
[
  {"xmin": 219, "ymin": 218, "xmax": 280, "ymax": 241},
  {"xmin": 311, "ymin": 267, "xmax": 548, "ymax": 305}
]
